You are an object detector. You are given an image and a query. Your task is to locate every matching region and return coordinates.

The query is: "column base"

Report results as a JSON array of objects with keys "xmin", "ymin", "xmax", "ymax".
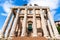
[
  {"xmin": 5, "ymin": 37, "xmax": 8, "ymax": 40},
  {"xmin": 21, "ymin": 34, "xmax": 25, "ymax": 37},
  {"xmin": 51, "ymin": 36, "xmax": 55, "ymax": 39},
  {"xmin": 8, "ymin": 36, "xmax": 14, "ymax": 40},
  {"xmin": 0, "ymin": 30, "xmax": 4, "ymax": 38},
  {"xmin": 0, "ymin": 33, "xmax": 4, "ymax": 38},
  {"xmin": 32, "ymin": 34, "xmax": 37, "ymax": 37},
  {"xmin": 0, "ymin": 35, "xmax": 3, "ymax": 38},
  {"xmin": 9, "ymin": 34, "xmax": 15, "ymax": 39},
  {"xmin": 5, "ymin": 36, "xmax": 8, "ymax": 39},
  {"xmin": 44, "ymin": 35, "xmax": 50, "ymax": 39},
  {"xmin": 55, "ymin": 35, "xmax": 60, "ymax": 39}
]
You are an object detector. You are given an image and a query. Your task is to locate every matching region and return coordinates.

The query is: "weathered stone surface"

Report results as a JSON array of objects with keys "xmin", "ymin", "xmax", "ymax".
[{"xmin": 12, "ymin": 37, "xmax": 47, "ymax": 40}]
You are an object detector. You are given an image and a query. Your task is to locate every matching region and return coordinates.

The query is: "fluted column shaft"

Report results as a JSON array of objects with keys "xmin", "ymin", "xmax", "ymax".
[
  {"xmin": 0, "ymin": 9, "xmax": 12, "ymax": 38},
  {"xmin": 5, "ymin": 15, "xmax": 15, "ymax": 38},
  {"xmin": 40, "ymin": 9, "xmax": 49, "ymax": 37},
  {"xmin": 32, "ymin": 9, "xmax": 37, "ymax": 37},
  {"xmin": 9, "ymin": 9, "xmax": 19, "ymax": 37},
  {"xmin": 47, "ymin": 9, "xmax": 60, "ymax": 38},
  {"xmin": 21, "ymin": 9, "xmax": 27, "ymax": 36},
  {"xmin": 47, "ymin": 20, "xmax": 54, "ymax": 38},
  {"xmin": 18, "ymin": 29, "xmax": 20, "ymax": 36},
  {"xmin": 15, "ymin": 25, "xmax": 18, "ymax": 33}
]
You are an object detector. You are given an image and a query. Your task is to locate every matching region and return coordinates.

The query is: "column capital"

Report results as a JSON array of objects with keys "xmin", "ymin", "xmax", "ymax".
[{"xmin": 47, "ymin": 8, "xmax": 50, "ymax": 11}]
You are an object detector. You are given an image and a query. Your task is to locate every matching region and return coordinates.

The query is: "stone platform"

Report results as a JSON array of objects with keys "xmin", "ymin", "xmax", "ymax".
[
  {"xmin": 12, "ymin": 37, "xmax": 47, "ymax": 40},
  {"xmin": 0, "ymin": 37, "xmax": 60, "ymax": 40}
]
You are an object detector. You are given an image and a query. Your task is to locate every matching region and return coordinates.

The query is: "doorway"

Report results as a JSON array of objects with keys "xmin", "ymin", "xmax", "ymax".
[{"xmin": 27, "ymin": 24, "xmax": 32, "ymax": 37}]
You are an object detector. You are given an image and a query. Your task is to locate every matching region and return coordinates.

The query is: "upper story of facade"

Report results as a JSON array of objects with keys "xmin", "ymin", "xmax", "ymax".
[
  {"xmin": 10, "ymin": 6, "xmax": 50, "ymax": 18},
  {"xmin": 11, "ymin": 6, "xmax": 50, "ymax": 14}
]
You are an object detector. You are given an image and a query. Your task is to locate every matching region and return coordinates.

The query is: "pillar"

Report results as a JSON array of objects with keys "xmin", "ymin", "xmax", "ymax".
[
  {"xmin": 47, "ymin": 20, "xmax": 54, "ymax": 38},
  {"xmin": 18, "ymin": 29, "xmax": 20, "ymax": 36},
  {"xmin": 15, "ymin": 24, "xmax": 18, "ymax": 33},
  {"xmin": 9, "ymin": 9, "xmax": 19, "ymax": 38},
  {"xmin": 32, "ymin": 9, "xmax": 37, "ymax": 37},
  {"xmin": 21, "ymin": 8, "xmax": 27, "ymax": 36},
  {"xmin": 0, "ymin": 9, "xmax": 12, "ymax": 38},
  {"xmin": 47, "ymin": 9, "xmax": 60, "ymax": 38},
  {"xmin": 14, "ymin": 24, "xmax": 18, "ymax": 37},
  {"xmin": 5, "ymin": 15, "xmax": 15, "ymax": 38},
  {"xmin": 40, "ymin": 9, "xmax": 49, "ymax": 38}
]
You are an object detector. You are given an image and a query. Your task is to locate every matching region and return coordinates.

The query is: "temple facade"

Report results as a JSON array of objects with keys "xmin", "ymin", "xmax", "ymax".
[{"xmin": 0, "ymin": 5, "xmax": 60, "ymax": 40}]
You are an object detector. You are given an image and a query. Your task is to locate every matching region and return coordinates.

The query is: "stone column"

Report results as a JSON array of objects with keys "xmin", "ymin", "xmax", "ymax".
[
  {"xmin": 40, "ymin": 9, "xmax": 49, "ymax": 38},
  {"xmin": 15, "ymin": 24, "xmax": 18, "ymax": 33},
  {"xmin": 5, "ymin": 15, "xmax": 15, "ymax": 38},
  {"xmin": 9, "ymin": 9, "xmax": 20, "ymax": 38},
  {"xmin": 18, "ymin": 29, "xmax": 20, "ymax": 36},
  {"xmin": 0, "ymin": 9, "xmax": 12, "ymax": 38},
  {"xmin": 21, "ymin": 8, "xmax": 27, "ymax": 36},
  {"xmin": 32, "ymin": 9, "xmax": 37, "ymax": 37},
  {"xmin": 15, "ymin": 24, "xmax": 18, "ymax": 37},
  {"xmin": 47, "ymin": 20, "xmax": 54, "ymax": 38},
  {"xmin": 47, "ymin": 9, "xmax": 60, "ymax": 38}
]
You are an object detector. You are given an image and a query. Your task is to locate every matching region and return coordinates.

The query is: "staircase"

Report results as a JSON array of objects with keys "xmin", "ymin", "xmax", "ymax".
[{"xmin": 12, "ymin": 37, "xmax": 47, "ymax": 40}]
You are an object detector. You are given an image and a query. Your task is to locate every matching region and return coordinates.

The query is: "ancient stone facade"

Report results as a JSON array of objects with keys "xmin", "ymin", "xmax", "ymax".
[{"xmin": 0, "ymin": 6, "xmax": 60, "ymax": 40}]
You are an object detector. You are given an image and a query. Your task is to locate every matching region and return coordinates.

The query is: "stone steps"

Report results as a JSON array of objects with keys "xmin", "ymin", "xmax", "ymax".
[
  {"xmin": 0, "ymin": 37, "xmax": 60, "ymax": 40},
  {"xmin": 12, "ymin": 37, "xmax": 47, "ymax": 40}
]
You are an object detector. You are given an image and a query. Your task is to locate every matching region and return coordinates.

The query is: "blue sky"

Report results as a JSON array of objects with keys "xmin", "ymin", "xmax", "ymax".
[{"xmin": 0, "ymin": 0, "xmax": 60, "ymax": 29}]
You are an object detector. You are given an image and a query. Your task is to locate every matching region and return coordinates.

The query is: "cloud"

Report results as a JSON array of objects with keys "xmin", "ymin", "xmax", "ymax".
[
  {"xmin": 0, "ymin": 0, "xmax": 15, "ymax": 16},
  {"xmin": 1, "ymin": 13, "xmax": 8, "ymax": 16},
  {"xmin": 51, "ymin": 10, "xmax": 57, "ymax": 17},
  {"xmin": 28, "ymin": 0, "xmax": 59, "ymax": 17},
  {"xmin": 2, "ymin": 1, "xmax": 14, "ymax": 13},
  {"xmin": 28, "ymin": 0, "xmax": 58, "ymax": 9}
]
